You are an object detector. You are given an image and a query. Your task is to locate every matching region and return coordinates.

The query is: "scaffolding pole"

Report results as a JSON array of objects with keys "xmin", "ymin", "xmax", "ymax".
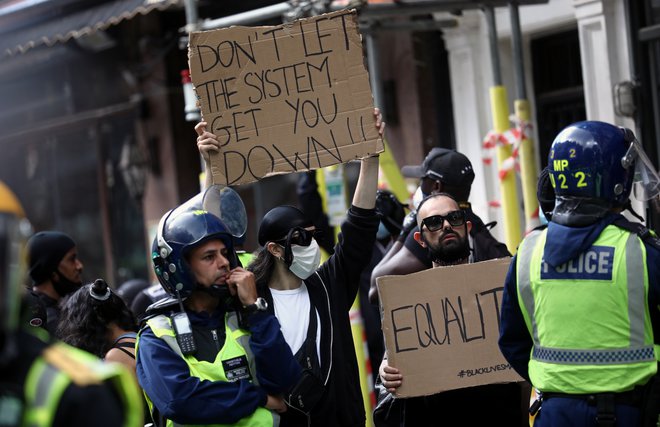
[
  {"xmin": 509, "ymin": 2, "xmax": 539, "ymax": 232},
  {"xmin": 485, "ymin": 5, "xmax": 521, "ymax": 253},
  {"xmin": 364, "ymin": 26, "xmax": 409, "ymax": 203}
]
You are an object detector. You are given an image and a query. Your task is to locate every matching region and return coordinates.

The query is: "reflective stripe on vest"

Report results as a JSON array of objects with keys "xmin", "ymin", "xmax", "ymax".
[
  {"xmin": 516, "ymin": 226, "xmax": 656, "ymax": 393},
  {"xmin": 23, "ymin": 342, "xmax": 143, "ymax": 427},
  {"xmin": 23, "ymin": 357, "xmax": 68, "ymax": 427},
  {"xmin": 140, "ymin": 314, "xmax": 276, "ymax": 427}
]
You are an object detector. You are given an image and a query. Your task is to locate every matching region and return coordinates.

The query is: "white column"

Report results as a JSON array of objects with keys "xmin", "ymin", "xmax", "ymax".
[
  {"xmin": 574, "ymin": 0, "xmax": 634, "ymax": 126},
  {"xmin": 574, "ymin": 0, "xmax": 646, "ymax": 219},
  {"xmin": 443, "ymin": 11, "xmax": 503, "ymax": 236}
]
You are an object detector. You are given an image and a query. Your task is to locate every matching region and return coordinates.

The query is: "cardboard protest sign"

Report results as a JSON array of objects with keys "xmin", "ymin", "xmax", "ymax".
[
  {"xmin": 188, "ymin": 9, "xmax": 383, "ymax": 186},
  {"xmin": 377, "ymin": 258, "xmax": 523, "ymax": 398}
]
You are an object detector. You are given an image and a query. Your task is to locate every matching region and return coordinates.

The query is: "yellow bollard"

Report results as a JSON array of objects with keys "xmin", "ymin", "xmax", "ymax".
[
  {"xmin": 490, "ymin": 86, "xmax": 522, "ymax": 254},
  {"xmin": 351, "ymin": 297, "xmax": 375, "ymax": 427},
  {"xmin": 514, "ymin": 100, "xmax": 539, "ymax": 233}
]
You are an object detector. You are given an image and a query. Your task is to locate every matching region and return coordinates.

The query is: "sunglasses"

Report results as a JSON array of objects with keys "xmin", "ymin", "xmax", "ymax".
[
  {"xmin": 421, "ymin": 210, "xmax": 466, "ymax": 232},
  {"xmin": 274, "ymin": 227, "xmax": 319, "ymax": 247}
]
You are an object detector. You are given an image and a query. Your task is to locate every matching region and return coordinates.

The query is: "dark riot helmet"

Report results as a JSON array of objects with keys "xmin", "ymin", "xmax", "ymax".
[
  {"xmin": 549, "ymin": 121, "xmax": 634, "ymax": 206},
  {"xmin": 152, "ymin": 209, "xmax": 237, "ymax": 298},
  {"xmin": 548, "ymin": 121, "xmax": 660, "ymax": 206}
]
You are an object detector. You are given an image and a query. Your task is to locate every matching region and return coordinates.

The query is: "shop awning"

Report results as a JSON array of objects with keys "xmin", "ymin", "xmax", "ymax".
[{"xmin": 1, "ymin": 0, "xmax": 181, "ymax": 57}]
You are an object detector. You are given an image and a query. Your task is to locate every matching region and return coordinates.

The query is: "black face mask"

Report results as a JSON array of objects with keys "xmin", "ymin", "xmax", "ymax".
[
  {"xmin": 196, "ymin": 283, "xmax": 236, "ymax": 309},
  {"xmin": 422, "ymin": 224, "xmax": 471, "ymax": 265},
  {"xmin": 207, "ymin": 284, "xmax": 231, "ymax": 299},
  {"xmin": 551, "ymin": 196, "xmax": 611, "ymax": 227},
  {"xmin": 52, "ymin": 269, "xmax": 82, "ymax": 298}
]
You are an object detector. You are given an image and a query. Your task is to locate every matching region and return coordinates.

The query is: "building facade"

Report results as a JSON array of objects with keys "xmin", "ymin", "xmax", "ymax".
[{"xmin": 1, "ymin": 0, "xmax": 658, "ymax": 283}]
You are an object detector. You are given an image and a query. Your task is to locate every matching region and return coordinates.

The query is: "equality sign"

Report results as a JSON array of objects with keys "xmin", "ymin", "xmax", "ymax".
[
  {"xmin": 188, "ymin": 9, "xmax": 383, "ymax": 186},
  {"xmin": 376, "ymin": 258, "xmax": 523, "ymax": 398}
]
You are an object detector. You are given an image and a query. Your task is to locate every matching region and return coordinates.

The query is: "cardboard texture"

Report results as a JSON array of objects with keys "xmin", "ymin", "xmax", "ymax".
[
  {"xmin": 377, "ymin": 258, "xmax": 523, "ymax": 398},
  {"xmin": 188, "ymin": 9, "xmax": 383, "ymax": 186}
]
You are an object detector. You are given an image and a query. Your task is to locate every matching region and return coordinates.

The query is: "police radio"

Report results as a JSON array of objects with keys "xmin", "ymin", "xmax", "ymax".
[{"xmin": 172, "ymin": 291, "xmax": 196, "ymax": 355}]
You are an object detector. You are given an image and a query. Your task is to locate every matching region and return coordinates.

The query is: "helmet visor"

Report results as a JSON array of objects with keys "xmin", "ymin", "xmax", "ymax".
[
  {"xmin": 202, "ymin": 185, "xmax": 247, "ymax": 239},
  {"xmin": 162, "ymin": 211, "xmax": 225, "ymax": 246},
  {"xmin": 169, "ymin": 185, "xmax": 247, "ymax": 239},
  {"xmin": 625, "ymin": 140, "xmax": 660, "ymax": 201}
]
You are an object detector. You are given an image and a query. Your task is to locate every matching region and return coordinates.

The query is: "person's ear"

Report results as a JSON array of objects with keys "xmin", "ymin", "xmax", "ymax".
[
  {"xmin": 466, "ymin": 220, "xmax": 472, "ymax": 234},
  {"xmin": 414, "ymin": 231, "xmax": 426, "ymax": 248},
  {"xmin": 266, "ymin": 242, "xmax": 283, "ymax": 259},
  {"xmin": 50, "ymin": 270, "xmax": 59, "ymax": 282}
]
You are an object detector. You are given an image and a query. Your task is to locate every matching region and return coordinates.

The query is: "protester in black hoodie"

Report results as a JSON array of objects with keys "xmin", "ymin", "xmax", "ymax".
[{"xmin": 246, "ymin": 114, "xmax": 383, "ymax": 427}]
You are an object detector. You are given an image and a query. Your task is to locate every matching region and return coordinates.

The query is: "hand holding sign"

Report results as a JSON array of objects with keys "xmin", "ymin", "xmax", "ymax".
[
  {"xmin": 378, "ymin": 358, "xmax": 403, "ymax": 394},
  {"xmin": 195, "ymin": 121, "xmax": 218, "ymax": 164},
  {"xmin": 377, "ymin": 258, "xmax": 522, "ymax": 398}
]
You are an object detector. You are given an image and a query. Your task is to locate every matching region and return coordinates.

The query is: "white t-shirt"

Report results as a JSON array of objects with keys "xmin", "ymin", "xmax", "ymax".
[{"xmin": 271, "ymin": 283, "xmax": 321, "ymax": 363}]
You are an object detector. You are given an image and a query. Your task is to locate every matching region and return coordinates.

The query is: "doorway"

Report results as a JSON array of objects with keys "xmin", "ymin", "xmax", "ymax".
[{"xmin": 531, "ymin": 29, "xmax": 586, "ymax": 163}]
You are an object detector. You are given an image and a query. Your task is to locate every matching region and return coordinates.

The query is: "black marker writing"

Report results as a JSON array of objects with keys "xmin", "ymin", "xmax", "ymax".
[{"xmin": 390, "ymin": 287, "xmax": 503, "ymax": 354}]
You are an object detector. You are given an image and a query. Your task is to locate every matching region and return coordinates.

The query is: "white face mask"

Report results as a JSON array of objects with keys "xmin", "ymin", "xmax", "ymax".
[{"xmin": 289, "ymin": 239, "xmax": 321, "ymax": 279}]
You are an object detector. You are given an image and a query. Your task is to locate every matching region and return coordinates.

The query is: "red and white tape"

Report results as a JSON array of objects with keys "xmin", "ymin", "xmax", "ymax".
[{"xmin": 482, "ymin": 117, "xmax": 533, "ymax": 207}]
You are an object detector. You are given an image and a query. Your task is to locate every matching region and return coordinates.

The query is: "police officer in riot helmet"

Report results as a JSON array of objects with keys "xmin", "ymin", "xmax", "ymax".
[
  {"xmin": 136, "ymin": 208, "xmax": 300, "ymax": 426},
  {"xmin": 0, "ymin": 181, "xmax": 143, "ymax": 427},
  {"xmin": 499, "ymin": 121, "xmax": 660, "ymax": 427}
]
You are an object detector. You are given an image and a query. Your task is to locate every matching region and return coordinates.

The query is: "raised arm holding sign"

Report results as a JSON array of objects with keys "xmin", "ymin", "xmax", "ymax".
[
  {"xmin": 189, "ymin": 11, "xmax": 385, "ymax": 426},
  {"xmin": 244, "ymin": 113, "xmax": 381, "ymax": 426}
]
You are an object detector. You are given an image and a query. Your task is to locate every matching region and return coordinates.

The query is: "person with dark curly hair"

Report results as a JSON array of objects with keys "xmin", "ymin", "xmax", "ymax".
[
  {"xmin": 1, "ymin": 182, "xmax": 143, "ymax": 427},
  {"xmin": 57, "ymin": 279, "xmax": 139, "ymax": 374}
]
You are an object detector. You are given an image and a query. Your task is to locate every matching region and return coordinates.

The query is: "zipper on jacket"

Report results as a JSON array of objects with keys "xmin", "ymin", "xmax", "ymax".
[{"xmin": 211, "ymin": 329, "xmax": 220, "ymax": 351}]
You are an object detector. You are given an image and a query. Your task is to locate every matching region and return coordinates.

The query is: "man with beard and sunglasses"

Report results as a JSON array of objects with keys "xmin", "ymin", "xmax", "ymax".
[
  {"xmin": 412, "ymin": 193, "xmax": 472, "ymax": 266},
  {"xmin": 369, "ymin": 148, "xmax": 510, "ymax": 305},
  {"xmin": 375, "ymin": 193, "xmax": 525, "ymax": 426},
  {"xmin": 26, "ymin": 231, "xmax": 84, "ymax": 335}
]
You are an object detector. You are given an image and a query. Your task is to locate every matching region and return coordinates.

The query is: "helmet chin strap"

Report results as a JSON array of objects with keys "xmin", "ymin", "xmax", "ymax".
[{"xmin": 624, "ymin": 200, "xmax": 646, "ymax": 223}]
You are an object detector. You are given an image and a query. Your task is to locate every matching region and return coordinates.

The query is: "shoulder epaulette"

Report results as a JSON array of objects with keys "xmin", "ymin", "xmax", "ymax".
[
  {"xmin": 42, "ymin": 344, "xmax": 104, "ymax": 386},
  {"xmin": 612, "ymin": 216, "xmax": 660, "ymax": 250},
  {"xmin": 141, "ymin": 296, "xmax": 179, "ymax": 323}
]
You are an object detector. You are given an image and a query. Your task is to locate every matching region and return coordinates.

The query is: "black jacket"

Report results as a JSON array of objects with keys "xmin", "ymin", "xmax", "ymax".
[{"xmin": 261, "ymin": 205, "xmax": 379, "ymax": 427}]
